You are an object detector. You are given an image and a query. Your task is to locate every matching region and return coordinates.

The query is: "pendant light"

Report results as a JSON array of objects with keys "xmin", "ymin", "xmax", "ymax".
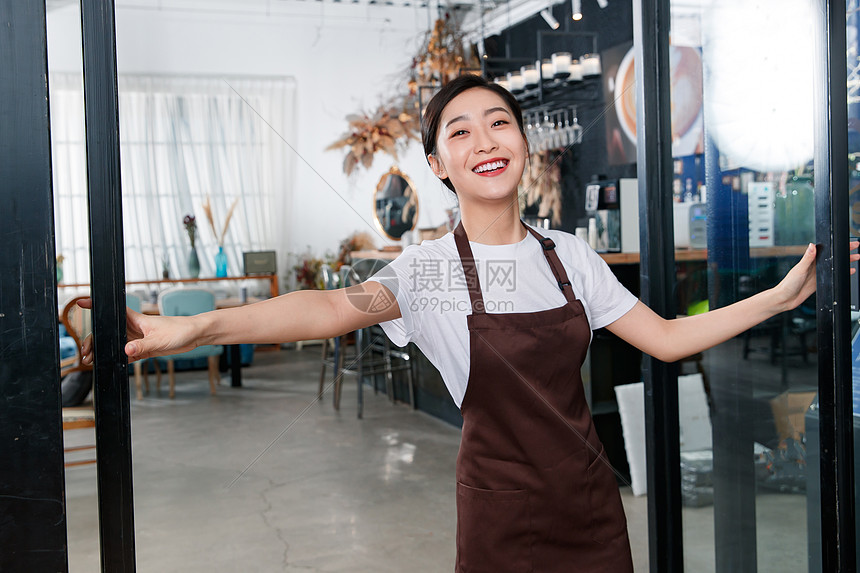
[
  {"xmin": 540, "ymin": 8, "xmax": 560, "ymax": 29},
  {"xmin": 571, "ymin": 0, "xmax": 582, "ymax": 21}
]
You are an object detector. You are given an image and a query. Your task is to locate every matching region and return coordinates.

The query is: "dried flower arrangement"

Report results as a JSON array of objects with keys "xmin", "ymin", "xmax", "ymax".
[
  {"xmin": 202, "ymin": 196, "xmax": 239, "ymax": 247},
  {"xmin": 335, "ymin": 231, "xmax": 377, "ymax": 269},
  {"xmin": 326, "ymin": 105, "xmax": 420, "ymax": 176},
  {"xmin": 519, "ymin": 152, "xmax": 562, "ymax": 227},
  {"xmin": 293, "ymin": 255, "xmax": 325, "ymax": 290}
]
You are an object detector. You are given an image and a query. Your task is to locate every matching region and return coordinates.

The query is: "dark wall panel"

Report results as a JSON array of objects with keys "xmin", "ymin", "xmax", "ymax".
[{"xmin": 489, "ymin": 0, "xmax": 637, "ymax": 232}]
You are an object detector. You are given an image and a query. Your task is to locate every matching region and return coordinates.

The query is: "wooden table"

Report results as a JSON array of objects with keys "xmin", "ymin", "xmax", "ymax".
[
  {"xmin": 60, "ymin": 274, "xmax": 279, "ymax": 299},
  {"xmin": 140, "ymin": 296, "xmax": 263, "ymax": 388}
]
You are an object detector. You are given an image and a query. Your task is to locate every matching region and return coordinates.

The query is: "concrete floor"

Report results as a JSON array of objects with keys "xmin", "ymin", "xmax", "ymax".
[{"xmin": 63, "ymin": 347, "xmax": 809, "ymax": 572}]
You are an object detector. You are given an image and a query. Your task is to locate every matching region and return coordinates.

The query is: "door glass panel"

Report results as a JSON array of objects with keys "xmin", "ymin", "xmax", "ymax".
[
  {"xmin": 45, "ymin": 3, "xmax": 100, "ymax": 572},
  {"xmin": 848, "ymin": 3, "xmax": 860, "ymax": 572},
  {"xmin": 668, "ymin": 1, "xmax": 818, "ymax": 571}
]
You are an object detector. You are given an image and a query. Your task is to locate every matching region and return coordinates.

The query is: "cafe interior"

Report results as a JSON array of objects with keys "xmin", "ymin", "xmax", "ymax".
[{"xmin": 5, "ymin": 0, "xmax": 860, "ymax": 571}]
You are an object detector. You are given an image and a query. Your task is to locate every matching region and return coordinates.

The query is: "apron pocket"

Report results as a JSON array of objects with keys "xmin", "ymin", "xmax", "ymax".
[
  {"xmin": 586, "ymin": 447, "xmax": 628, "ymax": 545},
  {"xmin": 456, "ymin": 482, "xmax": 532, "ymax": 573}
]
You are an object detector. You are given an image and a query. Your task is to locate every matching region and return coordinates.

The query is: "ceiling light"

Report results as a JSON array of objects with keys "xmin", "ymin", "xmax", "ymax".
[
  {"xmin": 540, "ymin": 9, "xmax": 560, "ymax": 29},
  {"xmin": 596, "ymin": 0, "xmax": 609, "ymax": 8},
  {"xmin": 572, "ymin": 0, "xmax": 582, "ymax": 20}
]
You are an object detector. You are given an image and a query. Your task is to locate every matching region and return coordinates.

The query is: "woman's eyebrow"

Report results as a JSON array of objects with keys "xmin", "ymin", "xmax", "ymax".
[
  {"xmin": 484, "ymin": 106, "xmax": 511, "ymax": 117},
  {"xmin": 445, "ymin": 114, "xmax": 470, "ymax": 130}
]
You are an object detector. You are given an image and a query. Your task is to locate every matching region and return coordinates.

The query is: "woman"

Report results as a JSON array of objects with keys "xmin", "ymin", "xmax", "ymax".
[{"xmin": 81, "ymin": 75, "xmax": 851, "ymax": 572}]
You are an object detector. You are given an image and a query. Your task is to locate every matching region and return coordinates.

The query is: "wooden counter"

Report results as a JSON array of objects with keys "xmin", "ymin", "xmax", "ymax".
[
  {"xmin": 355, "ymin": 246, "xmax": 809, "ymax": 266},
  {"xmin": 599, "ymin": 245, "xmax": 807, "ymax": 265}
]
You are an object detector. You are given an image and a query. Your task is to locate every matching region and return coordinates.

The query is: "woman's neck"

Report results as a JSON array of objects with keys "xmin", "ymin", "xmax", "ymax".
[{"xmin": 458, "ymin": 202, "xmax": 526, "ymax": 245}]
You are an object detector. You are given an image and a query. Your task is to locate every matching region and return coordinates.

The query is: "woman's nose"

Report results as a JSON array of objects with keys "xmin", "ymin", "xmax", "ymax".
[{"xmin": 472, "ymin": 127, "xmax": 498, "ymax": 154}]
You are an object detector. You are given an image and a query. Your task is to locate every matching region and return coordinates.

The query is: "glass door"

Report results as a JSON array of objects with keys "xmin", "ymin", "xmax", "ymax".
[
  {"xmin": 632, "ymin": 0, "xmax": 854, "ymax": 571},
  {"xmin": 678, "ymin": 3, "xmax": 818, "ymax": 571}
]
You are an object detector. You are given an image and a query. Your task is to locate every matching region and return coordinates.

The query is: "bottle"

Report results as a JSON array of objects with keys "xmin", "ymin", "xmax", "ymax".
[
  {"xmin": 850, "ymin": 161, "xmax": 860, "ymax": 236},
  {"xmin": 588, "ymin": 218, "xmax": 598, "ymax": 249},
  {"xmin": 785, "ymin": 174, "xmax": 814, "ymax": 245}
]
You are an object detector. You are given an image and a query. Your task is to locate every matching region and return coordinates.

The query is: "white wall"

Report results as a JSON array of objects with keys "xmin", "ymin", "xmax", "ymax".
[{"xmin": 46, "ymin": 1, "xmax": 457, "ymax": 280}]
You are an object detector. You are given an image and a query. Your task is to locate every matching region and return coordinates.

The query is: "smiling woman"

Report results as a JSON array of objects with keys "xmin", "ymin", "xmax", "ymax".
[{"xmin": 77, "ymin": 74, "xmax": 854, "ymax": 573}]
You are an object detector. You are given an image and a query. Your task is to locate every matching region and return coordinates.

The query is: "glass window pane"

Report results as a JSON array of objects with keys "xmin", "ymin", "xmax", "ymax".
[{"xmin": 666, "ymin": 1, "xmax": 819, "ymax": 571}]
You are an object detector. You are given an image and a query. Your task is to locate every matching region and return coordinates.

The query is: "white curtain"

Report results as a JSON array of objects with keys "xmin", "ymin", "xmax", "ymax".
[{"xmin": 50, "ymin": 73, "xmax": 296, "ymax": 290}]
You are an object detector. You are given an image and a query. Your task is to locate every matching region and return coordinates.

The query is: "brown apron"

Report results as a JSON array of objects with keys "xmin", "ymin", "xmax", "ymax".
[{"xmin": 453, "ymin": 221, "xmax": 633, "ymax": 573}]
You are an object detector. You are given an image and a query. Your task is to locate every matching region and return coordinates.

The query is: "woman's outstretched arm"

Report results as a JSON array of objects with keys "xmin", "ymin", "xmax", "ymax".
[
  {"xmin": 79, "ymin": 281, "xmax": 401, "ymax": 363},
  {"xmin": 606, "ymin": 242, "xmax": 859, "ymax": 363}
]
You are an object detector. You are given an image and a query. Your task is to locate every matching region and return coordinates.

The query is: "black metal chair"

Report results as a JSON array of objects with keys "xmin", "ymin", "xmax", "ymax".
[{"xmin": 335, "ymin": 258, "xmax": 415, "ymax": 418}]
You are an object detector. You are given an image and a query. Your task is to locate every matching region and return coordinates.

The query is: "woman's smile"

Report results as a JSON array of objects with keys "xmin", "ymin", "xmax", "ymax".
[{"xmin": 471, "ymin": 158, "xmax": 510, "ymax": 176}]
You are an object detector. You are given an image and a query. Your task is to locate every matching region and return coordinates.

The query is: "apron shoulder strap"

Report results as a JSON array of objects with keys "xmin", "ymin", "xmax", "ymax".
[
  {"xmin": 453, "ymin": 221, "xmax": 486, "ymax": 314},
  {"xmin": 523, "ymin": 224, "xmax": 579, "ymax": 304}
]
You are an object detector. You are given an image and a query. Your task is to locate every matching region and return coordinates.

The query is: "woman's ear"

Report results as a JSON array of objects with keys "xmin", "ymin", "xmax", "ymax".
[{"xmin": 427, "ymin": 154, "xmax": 448, "ymax": 180}]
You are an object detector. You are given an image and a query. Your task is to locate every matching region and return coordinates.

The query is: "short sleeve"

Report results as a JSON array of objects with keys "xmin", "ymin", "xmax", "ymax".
[
  {"xmin": 363, "ymin": 245, "xmax": 426, "ymax": 347},
  {"xmin": 580, "ymin": 244, "xmax": 638, "ymax": 330}
]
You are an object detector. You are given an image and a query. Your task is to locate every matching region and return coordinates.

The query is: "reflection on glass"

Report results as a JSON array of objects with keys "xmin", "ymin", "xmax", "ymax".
[
  {"xmin": 374, "ymin": 166, "xmax": 418, "ymax": 241},
  {"xmin": 668, "ymin": 1, "xmax": 820, "ymax": 571}
]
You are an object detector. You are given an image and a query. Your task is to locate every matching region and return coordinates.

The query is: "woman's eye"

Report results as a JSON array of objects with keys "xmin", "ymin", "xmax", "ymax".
[
  {"xmin": 492, "ymin": 119, "xmax": 509, "ymax": 127},
  {"xmin": 451, "ymin": 129, "xmax": 468, "ymax": 137}
]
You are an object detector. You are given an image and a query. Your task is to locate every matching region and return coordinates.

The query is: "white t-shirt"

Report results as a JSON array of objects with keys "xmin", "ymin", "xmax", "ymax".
[{"xmin": 366, "ymin": 226, "xmax": 638, "ymax": 408}]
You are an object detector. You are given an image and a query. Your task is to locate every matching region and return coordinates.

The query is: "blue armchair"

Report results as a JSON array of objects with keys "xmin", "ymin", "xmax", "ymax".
[{"xmin": 155, "ymin": 288, "xmax": 224, "ymax": 398}]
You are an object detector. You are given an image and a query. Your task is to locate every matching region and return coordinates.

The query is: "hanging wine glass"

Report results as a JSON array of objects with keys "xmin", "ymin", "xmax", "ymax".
[
  {"xmin": 534, "ymin": 111, "xmax": 545, "ymax": 152},
  {"xmin": 558, "ymin": 109, "xmax": 571, "ymax": 149},
  {"xmin": 554, "ymin": 111, "xmax": 566, "ymax": 150},
  {"xmin": 525, "ymin": 112, "xmax": 536, "ymax": 149},
  {"xmin": 541, "ymin": 111, "xmax": 554, "ymax": 152},
  {"xmin": 571, "ymin": 106, "xmax": 583, "ymax": 145}
]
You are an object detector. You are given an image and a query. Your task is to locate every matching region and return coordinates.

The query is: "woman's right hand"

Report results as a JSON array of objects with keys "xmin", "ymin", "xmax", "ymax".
[{"xmin": 77, "ymin": 298, "xmax": 201, "ymax": 364}]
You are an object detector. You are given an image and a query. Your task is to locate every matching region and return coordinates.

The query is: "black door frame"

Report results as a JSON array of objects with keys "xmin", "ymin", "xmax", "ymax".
[
  {"xmin": 0, "ymin": 2, "xmax": 68, "ymax": 569},
  {"xmin": 634, "ymin": 0, "xmax": 857, "ymax": 571},
  {"xmin": 632, "ymin": 0, "xmax": 684, "ymax": 571},
  {"xmin": 80, "ymin": 0, "xmax": 137, "ymax": 569},
  {"xmin": 1, "ymin": 1, "xmax": 137, "ymax": 570},
  {"xmin": 813, "ymin": 0, "xmax": 856, "ymax": 571}
]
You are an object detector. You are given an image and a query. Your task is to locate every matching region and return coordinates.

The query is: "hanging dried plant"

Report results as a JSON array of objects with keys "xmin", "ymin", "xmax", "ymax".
[
  {"xmin": 202, "ymin": 195, "xmax": 240, "ymax": 247},
  {"xmin": 410, "ymin": 16, "xmax": 478, "ymax": 89},
  {"xmin": 326, "ymin": 102, "xmax": 420, "ymax": 176},
  {"xmin": 519, "ymin": 151, "xmax": 562, "ymax": 226},
  {"xmin": 327, "ymin": 14, "xmax": 475, "ymax": 176}
]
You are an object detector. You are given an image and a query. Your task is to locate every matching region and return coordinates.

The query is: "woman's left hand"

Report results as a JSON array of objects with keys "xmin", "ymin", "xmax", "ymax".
[{"xmin": 775, "ymin": 241, "xmax": 860, "ymax": 312}]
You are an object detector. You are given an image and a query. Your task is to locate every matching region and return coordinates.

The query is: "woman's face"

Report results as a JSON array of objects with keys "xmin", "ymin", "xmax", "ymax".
[{"xmin": 428, "ymin": 88, "xmax": 527, "ymax": 204}]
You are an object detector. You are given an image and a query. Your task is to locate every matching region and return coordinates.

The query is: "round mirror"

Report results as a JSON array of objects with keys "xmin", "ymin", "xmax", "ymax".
[{"xmin": 374, "ymin": 166, "xmax": 419, "ymax": 240}]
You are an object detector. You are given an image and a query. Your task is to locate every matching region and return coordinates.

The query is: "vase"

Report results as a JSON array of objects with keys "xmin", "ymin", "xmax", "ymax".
[
  {"xmin": 56, "ymin": 264, "xmax": 63, "ymax": 284},
  {"xmin": 215, "ymin": 246, "xmax": 228, "ymax": 278},
  {"xmin": 188, "ymin": 247, "xmax": 200, "ymax": 279}
]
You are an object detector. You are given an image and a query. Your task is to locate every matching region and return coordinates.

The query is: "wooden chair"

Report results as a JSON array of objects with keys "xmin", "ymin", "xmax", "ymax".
[
  {"xmin": 62, "ymin": 407, "xmax": 97, "ymax": 467},
  {"xmin": 59, "ymin": 296, "xmax": 96, "ymax": 467},
  {"xmin": 155, "ymin": 288, "xmax": 223, "ymax": 398}
]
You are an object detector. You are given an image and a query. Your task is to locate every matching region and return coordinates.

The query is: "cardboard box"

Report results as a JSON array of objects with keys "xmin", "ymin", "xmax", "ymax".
[{"xmin": 769, "ymin": 391, "xmax": 816, "ymax": 441}]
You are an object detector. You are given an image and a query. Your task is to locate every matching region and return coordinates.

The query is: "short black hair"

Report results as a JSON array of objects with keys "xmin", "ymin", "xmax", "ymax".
[{"xmin": 421, "ymin": 75, "xmax": 527, "ymax": 193}]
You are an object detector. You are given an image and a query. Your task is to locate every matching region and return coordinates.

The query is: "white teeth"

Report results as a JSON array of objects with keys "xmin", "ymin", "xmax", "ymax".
[{"xmin": 473, "ymin": 160, "xmax": 507, "ymax": 174}]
